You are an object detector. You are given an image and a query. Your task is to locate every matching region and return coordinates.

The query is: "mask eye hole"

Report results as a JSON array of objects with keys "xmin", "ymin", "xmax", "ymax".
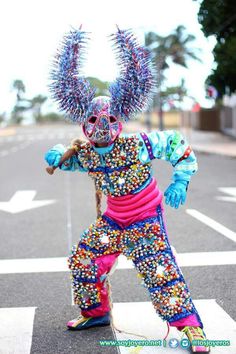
[
  {"xmin": 109, "ymin": 115, "xmax": 117, "ymax": 123},
  {"xmin": 88, "ymin": 116, "xmax": 97, "ymax": 124}
]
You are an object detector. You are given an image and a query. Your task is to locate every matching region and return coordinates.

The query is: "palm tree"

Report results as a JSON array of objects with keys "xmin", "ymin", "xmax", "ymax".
[
  {"xmin": 145, "ymin": 25, "xmax": 201, "ymax": 130},
  {"xmin": 161, "ymin": 79, "xmax": 187, "ymax": 109},
  {"xmin": 87, "ymin": 77, "xmax": 109, "ymax": 97},
  {"xmin": 12, "ymin": 79, "xmax": 26, "ymax": 101},
  {"xmin": 30, "ymin": 95, "xmax": 47, "ymax": 122},
  {"xmin": 11, "ymin": 79, "xmax": 28, "ymax": 123}
]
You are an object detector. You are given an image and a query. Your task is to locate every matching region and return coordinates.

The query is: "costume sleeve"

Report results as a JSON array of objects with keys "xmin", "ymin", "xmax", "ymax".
[
  {"xmin": 44, "ymin": 144, "xmax": 87, "ymax": 172},
  {"xmin": 137, "ymin": 131, "xmax": 198, "ymax": 183},
  {"xmin": 60, "ymin": 154, "xmax": 87, "ymax": 172}
]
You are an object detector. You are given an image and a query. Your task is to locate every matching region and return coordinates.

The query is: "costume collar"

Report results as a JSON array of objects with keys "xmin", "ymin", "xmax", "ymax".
[{"xmin": 93, "ymin": 143, "xmax": 114, "ymax": 155}]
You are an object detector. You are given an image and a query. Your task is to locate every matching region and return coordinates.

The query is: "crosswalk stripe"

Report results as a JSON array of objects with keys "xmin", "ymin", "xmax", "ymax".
[
  {"xmin": 0, "ymin": 307, "xmax": 36, "ymax": 354},
  {"xmin": 0, "ymin": 141, "xmax": 32, "ymax": 158},
  {"xmin": 186, "ymin": 209, "xmax": 236, "ymax": 243},
  {"xmin": 0, "ymin": 132, "xmax": 82, "ymax": 143},
  {"xmin": 112, "ymin": 300, "xmax": 236, "ymax": 353},
  {"xmin": 0, "ymin": 251, "xmax": 235, "ymax": 274},
  {"xmin": 0, "ymin": 257, "xmax": 67, "ymax": 274},
  {"xmin": 0, "ymin": 301, "xmax": 235, "ymax": 354},
  {"xmin": 117, "ymin": 250, "xmax": 236, "ymax": 268}
]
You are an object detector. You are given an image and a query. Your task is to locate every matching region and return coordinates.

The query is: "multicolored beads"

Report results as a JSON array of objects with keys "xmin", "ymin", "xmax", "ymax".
[
  {"xmin": 77, "ymin": 217, "xmax": 165, "ymax": 258},
  {"xmin": 74, "ymin": 282, "xmax": 101, "ymax": 310},
  {"xmin": 150, "ymin": 281, "xmax": 193, "ymax": 321},
  {"xmin": 68, "ymin": 243, "xmax": 101, "ymax": 309},
  {"xmin": 68, "ymin": 213, "xmax": 196, "ymax": 322},
  {"xmin": 76, "ymin": 136, "xmax": 152, "ymax": 196},
  {"xmin": 135, "ymin": 252, "xmax": 180, "ymax": 289},
  {"xmin": 175, "ymin": 146, "xmax": 192, "ymax": 166}
]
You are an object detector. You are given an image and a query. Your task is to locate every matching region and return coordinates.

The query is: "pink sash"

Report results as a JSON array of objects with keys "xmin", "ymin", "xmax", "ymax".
[{"xmin": 104, "ymin": 178, "xmax": 163, "ymax": 227}]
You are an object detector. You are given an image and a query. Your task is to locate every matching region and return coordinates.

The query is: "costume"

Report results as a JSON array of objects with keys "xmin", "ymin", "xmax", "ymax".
[{"xmin": 45, "ymin": 28, "xmax": 209, "ymax": 353}]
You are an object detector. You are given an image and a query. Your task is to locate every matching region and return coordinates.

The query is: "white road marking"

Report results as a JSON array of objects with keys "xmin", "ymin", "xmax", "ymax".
[
  {"xmin": 117, "ymin": 251, "xmax": 236, "ymax": 269},
  {"xmin": 57, "ymin": 133, "xmax": 66, "ymax": 139},
  {"xmin": 65, "ymin": 174, "xmax": 75, "ymax": 306},
  {"xmin": 112, "ymin": 300, "xmax": 236, "ymax": 353},
  {"xmin": 19, "ymin": 142, "xmax": 30, "ymax": 149},
  {"xmin": 216, "ymin": 187, "xmax": 236, "ymax": 203},
  {"xmin": 0, "ymin": 190, "xmax": 56, "ymax": 214},
  {"xmin": 0, "ymin": 141, "xmax": 31, "ymax": 157},
  {"xmin": 0, "ymin": 251, "xmax": 236, "ymax": 274},
  {"xmin": 0, "ymin": 132, "xmax": 80, "ymax": 147},
  {"xmin": 186, "ymin": 209, "xmax": 236, "ymax": 243},
  {"xmin": 46, "ymin": 133, "xmax": 56, "ymax": 139},
  {"xmin": 36, "ymin": 134, "xmax": 44, "ymax": 140},
  {"xmin": 0, "ymin": 132, "xmax": 83, "ymax": 157},
  {"xmin": 6, "ymin": 136, "xmax": 14, "ymax": 142},
  {"xmin": 0, "ymin": 307, "xmax": 36, "ymax": 354},
  {"xmin": 0, "ymin": 257, "xmax": 68, "ymax": 274}
]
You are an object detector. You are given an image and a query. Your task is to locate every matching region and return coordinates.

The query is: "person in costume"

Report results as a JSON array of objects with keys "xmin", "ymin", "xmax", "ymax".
[{"xmin": 45, "ymin": 28, "xmax": 210, "ymax": 353}]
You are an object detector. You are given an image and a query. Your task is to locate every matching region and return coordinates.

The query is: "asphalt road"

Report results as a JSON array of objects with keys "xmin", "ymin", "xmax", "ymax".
[{"xmin": 0, "ymin": 124, "xmax": 235, "ymax": 354}]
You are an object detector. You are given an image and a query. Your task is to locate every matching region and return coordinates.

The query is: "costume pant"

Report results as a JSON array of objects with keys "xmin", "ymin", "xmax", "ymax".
[{"xmin": 68, "ymin": 205, "xmax": 203, "ymax": 329}]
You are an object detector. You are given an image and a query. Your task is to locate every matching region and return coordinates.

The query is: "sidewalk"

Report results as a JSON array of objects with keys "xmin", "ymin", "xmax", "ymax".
[
  {"xmin": 0, "ymin": 128, "xmax": 16, "ymax": 137},
  {"xmin": 123, "ymin": 121, "xmax": 236, "ymax": 158}
]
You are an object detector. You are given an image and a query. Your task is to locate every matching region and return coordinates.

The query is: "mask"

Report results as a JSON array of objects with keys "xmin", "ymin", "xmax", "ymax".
[{"xmin": 82, "ymin": 96, "xmax": 122, "ymax": 145}]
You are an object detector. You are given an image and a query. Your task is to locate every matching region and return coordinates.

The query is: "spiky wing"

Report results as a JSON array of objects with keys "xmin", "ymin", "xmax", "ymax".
[
  {"xmin": 49, "ymin": 29, "xmax": 96, "ymax": 124},
  {"xmin": 109, "ymin": 28, "xmax": 156, "ymax": 121}
]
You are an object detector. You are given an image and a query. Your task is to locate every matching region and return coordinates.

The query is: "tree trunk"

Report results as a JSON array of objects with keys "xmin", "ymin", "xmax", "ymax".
[
  {"xmin": 156, "ymin": 90, "xmax": 164, "ymax": 131},
  {"xmin": 156, "ymin": 63, "xmax": 165, "ymax": 131},
  {"xmin": 145, "ymin": 109, "xmax": 152, "ymax": 132},
  {"xmin": 158, "ymin": 103, "xmax": 164, "ymax": 131}
]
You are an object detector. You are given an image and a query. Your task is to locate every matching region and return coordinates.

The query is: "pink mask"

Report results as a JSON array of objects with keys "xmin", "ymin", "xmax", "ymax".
[{"xmin": 82, "ymin": 96, "xmax": 122, "ymax": 146}]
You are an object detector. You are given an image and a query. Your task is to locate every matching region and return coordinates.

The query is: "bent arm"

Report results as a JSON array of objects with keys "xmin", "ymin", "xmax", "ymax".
[
  {"xmin": 137, "ymin": 130, "xmax": 198, "ymax": 183},
  {"xmin": 44, "ymin": 143, "xmax": 87, "ymax": 172}
]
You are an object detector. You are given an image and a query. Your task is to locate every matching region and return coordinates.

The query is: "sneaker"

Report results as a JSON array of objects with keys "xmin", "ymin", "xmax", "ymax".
[
  {"xmin": 67, "ymin": 312, "xmax": 110, "ymax": 330},
  {"xmin": 182, "ymin": 326, "xmax": 210, "ymax": 353}
]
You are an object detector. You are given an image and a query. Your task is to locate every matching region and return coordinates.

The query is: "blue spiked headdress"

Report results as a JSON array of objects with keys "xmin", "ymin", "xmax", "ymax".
[
  {"xmin": 49, "ymin": 29, "xmax": 96, "ymax": 124},
  {"xmin": 109, "ymin": 27, "xmax": 156, "ymax": 121},
  {"xmin": 49, "ymin": 27, "xmax": 156, "ymax": 125}
]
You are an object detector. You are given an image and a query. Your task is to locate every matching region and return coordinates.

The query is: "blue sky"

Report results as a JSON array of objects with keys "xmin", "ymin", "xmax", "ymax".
[{"xmin": 0, "ymin": 0, "xmax": 216, "ymax": 114}]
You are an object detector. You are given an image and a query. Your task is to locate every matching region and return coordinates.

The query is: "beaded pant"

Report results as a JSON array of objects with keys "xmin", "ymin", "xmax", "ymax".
[{"xmin": 68, "ymin": 205, "xmax": 203, "ymax": 328}]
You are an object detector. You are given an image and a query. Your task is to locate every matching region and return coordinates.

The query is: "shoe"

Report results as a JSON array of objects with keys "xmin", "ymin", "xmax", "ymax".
[
  {"xmin": 182, "ymin": 326, "xmax": 210, "ymax": 353},
  {"xmin": 67, "ymin": 312, "xmax": 110, "ymax": 330}
]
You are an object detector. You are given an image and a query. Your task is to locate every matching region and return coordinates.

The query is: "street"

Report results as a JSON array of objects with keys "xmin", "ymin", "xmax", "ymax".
[{"xmin": 0, "ymin": 124, "xmax": 236, "ymax": 354}]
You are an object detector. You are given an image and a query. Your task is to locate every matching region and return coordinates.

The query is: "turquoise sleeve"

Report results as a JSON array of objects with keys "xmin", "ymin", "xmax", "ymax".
[
  {"xmin": 45, "ymin": 144, "xmax": 87, "ymax": 172},
  {"xmin": 136, "ymin": 131, "xmax": 198, "ymax": 183},
  {"xmin": 60, "ymin": 154, "xmax": 88, "ymax": 172}
]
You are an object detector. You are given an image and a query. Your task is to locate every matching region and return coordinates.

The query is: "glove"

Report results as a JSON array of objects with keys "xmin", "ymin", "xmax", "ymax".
[
  {"xmin": 44, "ymin": 144, "xmax": 66, "ymax": 167},
  {"xmin": 164, "ymin": 181, "xmax": 188, "ymax": 209}
]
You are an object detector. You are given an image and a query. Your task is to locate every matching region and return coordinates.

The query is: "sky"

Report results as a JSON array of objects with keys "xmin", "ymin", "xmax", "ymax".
[{"xmin": 0, "ymin": 0, "xmax": 216, "ymax": 115}]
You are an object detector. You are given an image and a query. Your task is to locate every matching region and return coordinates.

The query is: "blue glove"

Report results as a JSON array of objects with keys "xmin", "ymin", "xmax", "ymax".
[
  {"xmin": 44, "ymin": 144, "xmax": 66, "ymax": 167},
  {"xmin": 164, "ymin": 181, "xmax": 188, "ymax": 209}
]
